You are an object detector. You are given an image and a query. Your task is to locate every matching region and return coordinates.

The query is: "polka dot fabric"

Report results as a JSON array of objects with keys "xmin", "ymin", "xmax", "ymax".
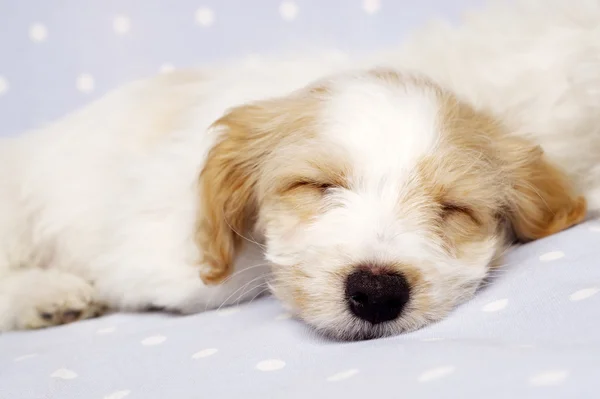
[
  {"xmin": 2, "ymin": 221, "xmax": 599, "ymax": 399},
  {"xmin": 0, "ymin": 0, "xmax": 484, "ymax": 137},
  {"xmin": 1, "ymin": 1, "xmax": 600, "ymax": 399}
]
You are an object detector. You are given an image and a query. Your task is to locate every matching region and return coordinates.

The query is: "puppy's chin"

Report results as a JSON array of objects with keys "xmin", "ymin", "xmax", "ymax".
[
  {"xmin": 316, "ymin": 321, "xmax": 404, "ymax": 342},
  {"xmin": 309, "ymin": 314, "xmax": 428, "ymax": 341}
]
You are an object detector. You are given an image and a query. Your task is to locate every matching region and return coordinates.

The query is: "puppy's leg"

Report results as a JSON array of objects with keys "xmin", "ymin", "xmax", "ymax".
[
  {"xmin": 91, "ymin": 143, "xmax": 271, "ymax": 314},
  {"xmin": 0, "ymin": 269, "xmax": 106, "ymax": 332},
  {"xmin": 91, "ymin": 238, "xmax": 269, "ymax": 315}
]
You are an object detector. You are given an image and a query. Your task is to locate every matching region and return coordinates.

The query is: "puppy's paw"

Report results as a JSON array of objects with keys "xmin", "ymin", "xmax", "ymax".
[{"xmin": 12, "ymin": 272, "xmax": 106, "ymax": 330}]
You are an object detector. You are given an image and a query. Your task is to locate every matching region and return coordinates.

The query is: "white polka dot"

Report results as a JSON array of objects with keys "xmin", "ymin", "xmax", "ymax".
[
  {"xmin": 195, "ymin": 7, "xmax": 215, "ymax": 27},
  {"xmin": 279, "ymin": 1, "xmax": 299, "ymax": 21},
  {"xmin": 256, "ymin": 359, "xmax": 286, "ymax": 371},
  {"xmin": 217, "ymin": 306, "xmax": 240, "ymax": 316},
  {"xmin": 481, "ymin": 298, "xmax": 508, "ymax": 312},
  {"xmin": 192, "ymin": 348, "xmax": 218, "ymax": 359},
  {"xmin": 539, "ymin": 251, "xmax": 564, "ymax": 262},
  {"xmin": 51, "ymin": 368, "xmax": 78, "ymax": 379},
  {"xmin": 113, "ymin": 15, "xmax": 131, "ymax": 35},
  {"xmin": 96, "ymin": 326, "xmax": 116, "ymax": 334},
  {"xmin": 569, "ymin": 287, "xmax": 599, "ymax": 301},
  {"xmin": 418, "ymin": 366, "xmax": 455, "ymax": 382},
  {"xmin": 327, "ymin": 368, "xmax": 359, "ymax": 382},
  {"xmin": 363, "ymin": 0, "xmax": 381, "ymax": 14},
  {"xmin": 529, "ymin": 370, "xmax": 568, "ymax": 386},
  {"xmin": 29, "ymin": 23, "xmax": 48, "ymax": 42},
  {"xmin": 275, "ymin": 312, "xmax": 292, "ymax": 320},
  {"xmin": 159, "ymin": 63, "xmax": 175, "ymax": 73},
  {"xmin": 103, "ymin": 390, "xmax": 131, "ymax": 399},
  {"xmin": 141, "ymin": 335, "xmax": 166, "ymax": 346},
  {"xmin": 0, "ymin": 76, "xmax": 7, "ymax": 95},
  {"xmin": 76, "ymin": 73, "xmax": 95, "ymax": 93},
  {"xmin": 14, "ymin": 353, "xmax": 37, "ymax": 362}
]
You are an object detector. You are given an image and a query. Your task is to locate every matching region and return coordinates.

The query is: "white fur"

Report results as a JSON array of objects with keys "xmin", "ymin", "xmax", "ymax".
[
  {"xmin": 325, "ymin": 75, "xmax": 441, "ymax": 178},
  {"xmin": 1, "ymin": 0, "xmax": 599, "ymax": 333}
]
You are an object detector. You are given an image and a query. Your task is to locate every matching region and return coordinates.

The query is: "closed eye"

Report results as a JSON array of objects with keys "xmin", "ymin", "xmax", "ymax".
[
  {"xmin": 283, "ymin": 180, "xmax": 335, "ymax": 193},
  {"xmin": 441, "ymin": 202, "xmax": 481, "ymax": 225}
]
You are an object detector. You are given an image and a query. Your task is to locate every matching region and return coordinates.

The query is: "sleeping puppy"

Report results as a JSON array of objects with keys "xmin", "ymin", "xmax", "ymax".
[{"xmin": 1, "ymin": 0, "xmax": 599, "ymax": 339}]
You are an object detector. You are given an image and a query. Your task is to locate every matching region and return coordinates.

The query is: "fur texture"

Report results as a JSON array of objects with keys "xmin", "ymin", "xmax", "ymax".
[{"xmin": 0, "ymin": 0, "xmax": 598, "ymax": 338}]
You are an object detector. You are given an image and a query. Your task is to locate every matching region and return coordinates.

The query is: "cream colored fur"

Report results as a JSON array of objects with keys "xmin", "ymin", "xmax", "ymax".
[{"xmin": 0, "ymin": 0, "xmax": 598, "ymax": 335}]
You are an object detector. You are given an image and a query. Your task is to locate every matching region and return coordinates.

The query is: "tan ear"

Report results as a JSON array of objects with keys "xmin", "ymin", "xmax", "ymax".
[
  {"xmin": 195, "ymin": 105, "xmax": 272, "ymax": 284},
  {"xmin": 503, "ymin": 139, "xmax": 587, "ymax": 241},
  {"xmin": 195, "ymin": 91, "xmax": 322, "ymax": 284}
]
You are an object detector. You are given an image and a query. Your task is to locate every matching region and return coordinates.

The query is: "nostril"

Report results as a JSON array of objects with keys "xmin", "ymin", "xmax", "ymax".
[
  {"xmin": 349, "ymin": 292, "xmax": 368, "ymax": 307},
  {"xmin": 345, "ymin": 269, "xmax": 410, "ymax": 325}
]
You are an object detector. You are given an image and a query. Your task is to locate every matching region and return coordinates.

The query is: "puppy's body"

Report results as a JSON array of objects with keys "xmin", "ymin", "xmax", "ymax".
[
  {"xmin": 0, "ymin": 63, "xmax": 346, "ymax": 330},
  {"xmin": 0, "ymin": 0, "xmax": 599, "ymax": 334}
]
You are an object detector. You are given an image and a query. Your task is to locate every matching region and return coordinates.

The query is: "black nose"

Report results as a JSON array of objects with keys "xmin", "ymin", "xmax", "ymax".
[{"xmin": 345, "ymin": 269, "xmax": 410, "ymax": 324}]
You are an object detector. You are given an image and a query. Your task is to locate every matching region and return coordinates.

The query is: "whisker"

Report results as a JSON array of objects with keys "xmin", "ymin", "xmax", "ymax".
[
  {"xmin": 235, "ymin": 281, "xmax": 270, "ymax": 306},
  {"xmin": 222, "ymin": 210, "xmax": 267, "ymax": 249},
  {"xmin": 215, "ymin": 274, "xmax": 268, "ymax": 311},
  {"xmin": 248, "ymin": 287, "xmax": 271, "ymax": 305},
  {"xmin": 202, "ymin": 262, "xmax": 270, "ymax": 311},
  {"xmin": 211, "ymin": 262, "xmax": 271, "ymax": 287}
]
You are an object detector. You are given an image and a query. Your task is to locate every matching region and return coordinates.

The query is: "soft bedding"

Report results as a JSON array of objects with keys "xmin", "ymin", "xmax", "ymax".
[{"xmin": 1, "ymin": 220, "xmax": 599, "ymax": 399}]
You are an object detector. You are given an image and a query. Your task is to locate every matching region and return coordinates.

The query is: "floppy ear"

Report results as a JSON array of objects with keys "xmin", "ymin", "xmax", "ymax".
[
  {"xmin": 195, "ymin": 105, "xmax": 275, "ymax": 284},
  {"xmin": 502, "ymin": 138, "xmax": 587, "ymax": 242},
  {"xmin": 195, "ymin": 91, "xmax": 322, "ymax": 284}
]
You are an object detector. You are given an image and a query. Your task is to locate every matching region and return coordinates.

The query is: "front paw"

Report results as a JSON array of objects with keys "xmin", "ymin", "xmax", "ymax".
[{"xmin": 15, "ymin": 275, "xmax": 107, "ymax": 330}]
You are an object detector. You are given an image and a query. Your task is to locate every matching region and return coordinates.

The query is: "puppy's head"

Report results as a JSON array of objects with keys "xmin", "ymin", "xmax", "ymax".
[{"xmin": 197, "ymin": 69, "xmax": 586, "ymax": 340}]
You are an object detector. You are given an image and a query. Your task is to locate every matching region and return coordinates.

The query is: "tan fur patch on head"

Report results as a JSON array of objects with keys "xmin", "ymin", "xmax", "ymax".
[
  {"xmin": 433, "ymin": 84, "xmax": 586, "ymax": 245},
  {"xmin": 260, "ymin": 153, "xmax": 351, "ymax": 234},
  {"xmin": 393, "ymin": 78, "xmax": 585, "ymax": 264},
  {"xmin": 379, "ymin": 85, "xmax": 506, "ymax": 262},
  {"xmin": 432, "ymin": 91, "xmax": 506, "ymax": 251}
]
